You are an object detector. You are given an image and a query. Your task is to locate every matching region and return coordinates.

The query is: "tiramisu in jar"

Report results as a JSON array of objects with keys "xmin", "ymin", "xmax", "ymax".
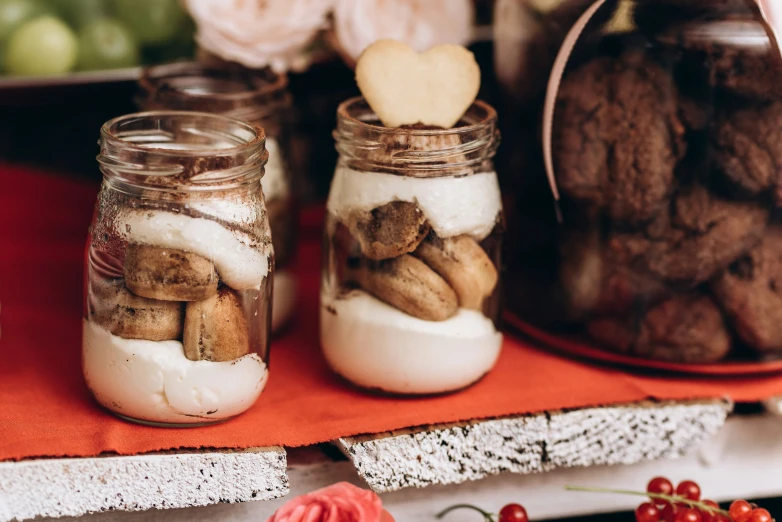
[
  {"xmin": 137, "ymin": 62, "xmax": 296, "ymax": 332},
  {"xmin": 321, "ymin": 97, "xmax": 504, "ymax": 395},
  {"xmin": 84, "ymin": 111, "xmax": 273, "ymax": 426}
]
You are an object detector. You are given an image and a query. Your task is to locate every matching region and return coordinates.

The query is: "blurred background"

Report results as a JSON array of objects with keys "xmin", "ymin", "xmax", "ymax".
[{"xmin": 0, "ymin": 0, "xmax": 497, "ymax": 202}]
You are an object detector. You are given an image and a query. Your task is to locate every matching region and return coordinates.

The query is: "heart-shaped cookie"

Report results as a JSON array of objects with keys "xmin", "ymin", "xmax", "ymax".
[{"xmin": 355, "ymin": 40, "xmax": 481, "ymax": 129}]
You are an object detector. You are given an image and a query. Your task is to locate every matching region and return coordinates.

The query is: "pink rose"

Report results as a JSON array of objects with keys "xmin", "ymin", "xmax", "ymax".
[
  {"xmin": 184, "ymin": 0, "xmax": 333, "ymax": 72},
  {"xmin": 332, "ymin": 0, "xmax": 474, "ymax": 63},
  {"xmin": 267, "ymin": 482, "xmax": 395, "ymax": 522}
]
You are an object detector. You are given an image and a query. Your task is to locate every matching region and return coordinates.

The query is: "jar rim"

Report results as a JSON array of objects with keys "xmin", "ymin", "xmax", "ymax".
[
  {"xmin": 336, "ymin": 96, "xmax": 498, "ymax": 134},
  {"xmin": 101, "ymin": 110, "xmax": 265, "ymax": 156},
  {"xmin": 98, "ymin": 111, "xmax": 268, "ymax": 192},
  {"xmin": 657, "ymin": 17, "xmax": 773, "ymax": 50},
  {"xmin": 139, "ymin": 62, "xmax": 289, "ymax": 102},
  {"xmin": 333, "ymin": 97, "xmax": 500, "ymax": 177}
]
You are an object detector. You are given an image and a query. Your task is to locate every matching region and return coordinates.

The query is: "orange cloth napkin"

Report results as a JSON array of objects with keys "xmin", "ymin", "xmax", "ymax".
[{"xmin": 2, "ymin": 164, "xmax": 782, "ymax": 462}]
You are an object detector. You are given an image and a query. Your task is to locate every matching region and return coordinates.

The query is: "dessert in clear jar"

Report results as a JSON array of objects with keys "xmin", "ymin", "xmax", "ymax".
[
  {"xmin": 137, "ymin": 62, "xmax": 296, "ymax": 332},
  {"xmin": 83, "ymin": 111, "xmax": 273, "ymax": 425},
  {"xmin": 500, "ymin": 1, "xmax": 782, "ymax": 364},
  {"xmin": 320, "ymin": 41, "xmax": 504, "ymax": 394}
]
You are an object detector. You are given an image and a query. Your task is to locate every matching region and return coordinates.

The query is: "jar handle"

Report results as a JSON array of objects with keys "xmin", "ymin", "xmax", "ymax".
[
  {"xmin": 541, "ymin": 0, "xmax": 609, "ymax": 205},
  {"xmin": 541, "ymin": 0, "xmax": 782, "ymax": 207}
]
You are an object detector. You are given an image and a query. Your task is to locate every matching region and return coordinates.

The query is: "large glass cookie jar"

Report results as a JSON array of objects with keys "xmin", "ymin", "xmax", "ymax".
[
  {"xmin": 84, "ymin": 112, "xmax": 273, "ymax": 426},
  {"xmin": 321, "ymin": 98, "xmax": 504, "ymax": 395},
  {"xmin": 137, "ymin": 63, "xmax": 296, "ymax": 332},
  {"xmin": 501, "ymin": 0, "xmax": 782, "ymax": 364}
]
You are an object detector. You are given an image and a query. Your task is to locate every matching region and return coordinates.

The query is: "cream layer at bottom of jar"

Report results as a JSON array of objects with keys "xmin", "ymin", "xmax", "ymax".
[
  {"xmin": 83, "ymin": 320, "xmax": 268, "ymax": 424},
  {"xmin": 271, "ymin": 268, "xmax": 296, "ymax": 333},
  {"xmin": 320, "ymin": 291, "xmax": 503, "ymax": 394}
]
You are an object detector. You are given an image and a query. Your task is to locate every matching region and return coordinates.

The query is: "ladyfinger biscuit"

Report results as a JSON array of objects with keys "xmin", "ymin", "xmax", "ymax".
[
  {"xmin": 183, "ymin": 288, "xmax": 251, "ymax": 362},
  {"xmin": 346, "ymin": 201, "xmax": 430, "ymax": 260},
  {"xmin": 414, "ymin": 235, "xmax": 498, "ymax": 310},
  {"xmin": 90, "ymin": 277, "xmax": 183, "ymax": 341},
  {"xmin": 125, "ymin": 243, "xmax": 219, "ymax": 301},
  {"xmin": 352, "ymin": 255, "xmax": 458, "ymax": 321}
]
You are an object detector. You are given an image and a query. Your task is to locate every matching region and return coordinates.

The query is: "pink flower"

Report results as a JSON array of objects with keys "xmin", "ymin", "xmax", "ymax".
[
  {"xmin": 267, "ymin": 482, "xmax": 395, "ymax": 522},
  {"xmin": 332, "ymin": 0, "xmax": 474, "ymax": 63},
  {"xmin": 184, "ymin": 0, "xmax": 333, "ymax": 72}
]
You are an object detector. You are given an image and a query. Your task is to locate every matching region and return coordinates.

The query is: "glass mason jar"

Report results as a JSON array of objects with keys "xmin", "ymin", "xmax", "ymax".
[
  {"xmin": 83, "ymin": 111, "xmax": 273, "ymax": 426},
  {"xmin": 500, "ymin": 0, "xmax": 782, "ymax": 364},
  {"xmin": 137, "ymin": 62, "xmax": 296, "ymax": 332},
  {"xmin": 321, "ymin": 98, "xmax": 504, "ymax": 395}
]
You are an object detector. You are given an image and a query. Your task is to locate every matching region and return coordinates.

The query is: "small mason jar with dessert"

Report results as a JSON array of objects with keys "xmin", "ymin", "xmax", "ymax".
[
  {"xmin": 137, "ymin": 62, "xmax": 297, "ymax": 332},
  {"xmin": 83, "ymin": 111, "xmax": 273, "ymax": 426},
  {"xmin": 320, "ymin": 41, "xmax": 504, "ymax": 395}
]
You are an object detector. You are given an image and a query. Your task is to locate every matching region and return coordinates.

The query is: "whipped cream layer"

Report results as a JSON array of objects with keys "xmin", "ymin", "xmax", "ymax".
[
  {"xmin": 321, "ymin": 291, "xmax": 502, "ymax": 394},
  {"xmin": 83, "ymin": 320, "xmax": 267, "ymax": 424},
  {"xmin": 118, "ymin": 209, "xmax": 269, "ymax": 290},
  {"xmin": 326, "ymin": 166, "xmax": 502, "ymax": 241}
]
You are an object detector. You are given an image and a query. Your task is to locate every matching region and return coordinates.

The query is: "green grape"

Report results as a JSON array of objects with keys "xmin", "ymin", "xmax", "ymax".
[
  {"xmin": 49, "ymin": 0, "xmax": 111, "ymax": 29},
  {"xmin": 113, "ymin": 0, "xmax": 185, "ymax": 45},
  {"xmin": 77, "ymin": 18, "xmax": 138, "ymax": 70},
  {"xmin": 4, "ymin": 15, "xmax": 77, "ymax": 75},
  {"xmin": 142, "ymin": 14, "xmax": 195, "ymax": 64},
  {"xmin": 0, "ymin": 0, "xmax": 52, "ymax": 42}
]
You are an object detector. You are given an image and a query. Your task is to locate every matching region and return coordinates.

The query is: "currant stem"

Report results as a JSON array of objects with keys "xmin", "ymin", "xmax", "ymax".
[
  {"xmin": 564, "ymin": 485, "xmax": 732, "ymax": 518},
  {"xmin": 436, "ymin": 504, "xmax": 495, "ymax": 521}
]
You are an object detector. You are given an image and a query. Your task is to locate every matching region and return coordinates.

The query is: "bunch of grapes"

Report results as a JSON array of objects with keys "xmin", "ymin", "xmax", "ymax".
[{"xmin": 0, "ymin": 0, "xmax": 194, "ymax": 76}]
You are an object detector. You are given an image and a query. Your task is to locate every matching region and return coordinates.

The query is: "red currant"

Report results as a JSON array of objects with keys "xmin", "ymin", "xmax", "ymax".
[
  {"xmin": 648, "ymin": 477, "xmax": 675, "ymax": 506},
  {"xmin": 676, "ymin": 481, "xmax": 701, "ymax": 501},
  {"xmin": 499, "ymin": 504, "xmax": 529, "ymax": 522},
  {"xmin": 730, "ymin": 501, "xmax": 754, "ymax": 522},
  {"xmin": 674, "ymin": 508, "xmax": 702, "ymax": 522},
  {"xmin": 663, "ymin": 503, "xmax": 682, "ymax": 522},
  {"xmin": 749, "ymin": 508, "xmax": 773, "ymax": 522},
  {"xmin": 700, "ymin": 500, "xmax": 720, "ymax": 522},
  {"xmin": 636, "ymin": 502, "xmax": 660, "ymax": 522}
]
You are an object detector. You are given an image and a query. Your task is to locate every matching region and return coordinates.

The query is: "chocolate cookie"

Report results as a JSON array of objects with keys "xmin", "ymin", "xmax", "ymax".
[
  {"xmin": 346, "ymin": 201, "xmax": 430, "ymax": 261},
  {"xmin": 610, "ymin": 184, "xmax": 768, "ymax": 285},
  {"xmin": 663, "ymin": 17, "xmax": 782, "ymax": 102},
  {"xmin": 559, "ymin": 228, "xmax": 670, "ymax": 319},
  {"xmin": 711, "ymin": 227, "xmax": 782, "ymax": 352},
  {"xmin": 587, "ymin": 293, "xmax": 731, "ymax": 363},
  {"xmin": 553, "ymin": 51, "xmax": 686, "ymax": 224},
  {"xmin": 713, "ymin": 100, "xmax": 782, "ymax": 200}
]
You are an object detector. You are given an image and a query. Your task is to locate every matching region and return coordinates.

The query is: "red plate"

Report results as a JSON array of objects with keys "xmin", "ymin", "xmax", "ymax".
[{"xmin": 504, "ymin": 313, "xmax": 782, "ymax": 377}]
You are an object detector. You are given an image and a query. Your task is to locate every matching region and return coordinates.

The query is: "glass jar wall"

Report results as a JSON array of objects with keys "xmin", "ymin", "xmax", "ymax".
[
  {"xmin": 84, "ymin": 111, "xmax": 273, "ymax": 426},
  {"xmin": 321, "ymin": 98, "xmax": 504, "ymax": 395},
  {"xmin": 499, "ymin": 0, "xmax": 782, "ymax": 364},
  {"xmin": 137, "ymin": 62, "xmax": 296, "ymax": 332}
]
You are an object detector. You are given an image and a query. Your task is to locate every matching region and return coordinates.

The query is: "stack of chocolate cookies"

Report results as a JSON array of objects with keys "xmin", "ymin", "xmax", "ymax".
[{"xmin": 551, "ymin": 1, "xmax": 782, "ymax": 363}]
